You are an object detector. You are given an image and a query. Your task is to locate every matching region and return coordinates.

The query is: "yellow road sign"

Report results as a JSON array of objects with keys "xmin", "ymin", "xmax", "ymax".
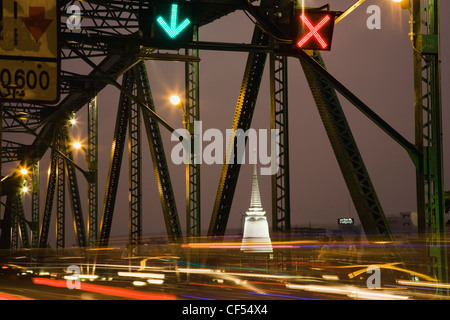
[{"xmin": 0, "ymin": 0, "xmax": 59, "ymax": 103}]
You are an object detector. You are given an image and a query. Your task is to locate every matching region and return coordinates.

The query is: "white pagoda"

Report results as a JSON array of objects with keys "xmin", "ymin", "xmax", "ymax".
[{"xmin": 241, "ymin": 165, "xmax": 273, "ymax": 253}]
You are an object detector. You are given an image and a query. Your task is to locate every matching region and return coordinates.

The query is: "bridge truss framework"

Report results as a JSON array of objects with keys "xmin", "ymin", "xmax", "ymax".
[{"xmin": 0, "ymin": 0, "xmax": 447, "ymax": 283}]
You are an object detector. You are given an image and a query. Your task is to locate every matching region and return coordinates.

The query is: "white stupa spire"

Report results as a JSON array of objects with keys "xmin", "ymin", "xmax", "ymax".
[
  {"xmin": 249, "ymin": 164, "xmax": 263, "ymax": 211},
  {"xmin": 241, "ymin": 164, "xmax": 272, "ymax": 253}
]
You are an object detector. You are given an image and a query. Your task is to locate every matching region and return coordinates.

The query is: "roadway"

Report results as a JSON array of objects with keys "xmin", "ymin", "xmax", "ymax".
[{"xmin": 0, "ymin": 236, "xmax": 447, "ymax": 301}]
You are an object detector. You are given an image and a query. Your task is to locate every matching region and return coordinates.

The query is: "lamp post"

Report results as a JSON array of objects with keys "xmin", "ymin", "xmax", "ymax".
[
  {"xmin": 170, "ymin": 95, "xmax": 193, "ymax": 241},
  {"xmin": 170, "ymin": 95, "xmax": 188, "ymax": 128},
  {"xmin": 393, "ymin": 0, "xmax": 411, "ymax": 10}
]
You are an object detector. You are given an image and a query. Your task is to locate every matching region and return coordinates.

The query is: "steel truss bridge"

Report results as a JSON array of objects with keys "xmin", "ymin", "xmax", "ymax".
[{"xmin": 0, "ymin": 0, "xmax": 447, "ymax": 284}]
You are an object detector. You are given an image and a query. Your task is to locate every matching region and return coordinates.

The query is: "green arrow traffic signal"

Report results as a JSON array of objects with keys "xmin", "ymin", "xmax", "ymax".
[{"xmin": 156, "ymin": 4, "xmax": 191, "ymax": 38}]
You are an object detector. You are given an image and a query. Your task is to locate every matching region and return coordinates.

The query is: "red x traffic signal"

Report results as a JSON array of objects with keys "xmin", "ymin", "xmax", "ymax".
[{"xmin": 292, "ymin": 9, "xmax": 337, "ymax": 51}]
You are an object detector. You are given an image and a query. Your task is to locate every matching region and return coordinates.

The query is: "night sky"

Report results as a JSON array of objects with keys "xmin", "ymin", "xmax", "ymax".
[{"xmin": 23, "ymin": 0, "xmax": 450, "ymax": 244}]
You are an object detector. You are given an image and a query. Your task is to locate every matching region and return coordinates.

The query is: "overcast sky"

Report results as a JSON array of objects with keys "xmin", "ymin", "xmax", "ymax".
[{"xmin": 25, "ymin": 0, "xmax": 450, "ymax": 244}]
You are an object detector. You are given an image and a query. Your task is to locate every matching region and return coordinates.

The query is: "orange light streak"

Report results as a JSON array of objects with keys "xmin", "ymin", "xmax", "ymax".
[
  {"xmin": 32, "ymin": 277, "xmax": 176, "ymax": 300},
  {"xmin": 0, "ymin": 292, "xmax": 34, "ymax": 300}
]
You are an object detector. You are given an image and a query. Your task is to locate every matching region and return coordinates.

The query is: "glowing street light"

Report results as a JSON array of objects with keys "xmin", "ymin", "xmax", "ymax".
[
  {"xmin": 170, "ymin": 95, "xmax": 182, "ymax": 108},
  {"xmin": 169, "ymin": 94, "xmax": 192, "ymax": 238},
  {"xmin": 68, "ymin": 112, "xmax": 77, "ymax": 126},
  {"xmin": 393, "ymin": 0, "xmax": 411, "ymax": 10},
  {"xmin": 19, "ymin": 168, "xmax": 28, "ymax": 176},
  {"xmin": 170, "ymin": 94, "xmax": 187, "ymax": 128},
  {"xmin": 73, "ymin": 141, "xmax": 83, "ymax": 150}
]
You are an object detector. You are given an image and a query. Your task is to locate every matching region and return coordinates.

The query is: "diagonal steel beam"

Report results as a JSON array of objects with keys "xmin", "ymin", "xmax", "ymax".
[
  {"xmin": 98, "ymin": 70, "xmax": 132, "ymax": 247},
  {"xmin": 136, "ymin": 62, "xmax": 183, "ymax": 244},
  {"xmin": 300, "ymin": 51, "xmax": 403, "ymax": 264},
  {"xmin": 294, "ymin": 49, "xmax": 420, "ymax": 166},
  {"xmin": 208, "ymin": 25, "xmax": 269, "ymax": 237}
]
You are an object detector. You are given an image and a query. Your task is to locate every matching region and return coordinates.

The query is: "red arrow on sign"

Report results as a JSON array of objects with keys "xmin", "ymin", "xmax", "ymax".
[{"xmin": 21, "ymin": 7, "xmax": 53, "ymax": 42}]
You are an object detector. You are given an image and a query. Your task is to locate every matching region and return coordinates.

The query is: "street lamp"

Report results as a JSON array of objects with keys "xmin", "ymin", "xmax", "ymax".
[
  {"xmin": 393, "ymin": 0, "xmax": 411, "ymax": 10},
  {"xmin": 170, "ymin": 94, "xmax": 188, "ymax": 129},
  {"xmin": 73, "ymin": 141, "xmax": 83, "ymax": 150},
  {"xmin": 170, "ymin": 95, "xmax": 182, "ymax": 108},
  {"xmin": 72, "ymin": 142, "xmax": 92, "ymax": 181},
  {"xmin": 393, "ymin": 0, "xmax": 414, "ymax": 44},
  {"xmin": 18, "ymin": 166, "xmax": 30, "ymax": 195},
  {"xmin": 170, "ymin": 94, "xmax": 197, "ymax": 240}
]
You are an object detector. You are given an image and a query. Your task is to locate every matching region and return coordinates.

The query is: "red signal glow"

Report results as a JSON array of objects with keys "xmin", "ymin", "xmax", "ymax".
[
  {"xmin": 32, "ymin": 277, "xmax": 177, "ymax": 300},
  {"xmin": 297, "ymin": 14, "xmax": 331, "ymax": 49}
]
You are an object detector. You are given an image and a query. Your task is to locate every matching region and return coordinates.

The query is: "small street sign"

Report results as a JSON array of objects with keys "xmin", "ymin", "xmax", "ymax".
[{"xmin": 0, "ymin": 0, "xmax": 60, "ymax": 103}]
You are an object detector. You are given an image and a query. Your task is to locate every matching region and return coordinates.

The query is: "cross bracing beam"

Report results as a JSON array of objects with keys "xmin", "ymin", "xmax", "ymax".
[
  {"xmin": 136, "ymin": 62, "xmax": 183, "ymax": 244},
  {"xmin": 185, "ymin": 26, "xmax": 201, "ymax": 239},
  {"xmin": 128, "ymin": 68, "xmax": 142, "ymax": 251},
  {"xmin": 87, "ymin": 97, "xmax": 99, "ymax": 248},
  {"xmin": 9, "ymin": 195, "xmax": 18, "ymax": 251},
  {"xmin": 61, "ymin": 126, "xmax": 87, "ymax": 248},
  {"xmin": 8, "ymin": 193, "xmax": 30, "ymax": 250},
  {"xmin": 292, "ymin": 49, "xmax": 420, "ymax": 167},
  {"xmin": 98, "ymin": 70, "xmax": 132, "ymax": 248},
  {"xmin": 99, "ymin": 61, "xmax": 184, "ymax": 247},
  {"xmin": 270, "ymin": 53, "xmax": 291, "ymax": 234},
  {"xmin": 299, "ymin": 52, "xmax": 401, "ymax": 260},
  {"xmin": 2, "ymin": 140, "xmax": 27, "ymax": 163},
  {"xmin": 1, "ymin": 51, "xmax": 140, "ymax": 196},
  {"xmin": 38, "ymin": 146, "xmax": 59, "ymax": 248},
  {"xmin": 208, "ymin": 25, "xmax": 269, "ymax": 237},
  {"xmin": 31, "ymin": 162, "xmax": 40, "ymax": 248},
  {"xmin": 2, "ymin": 103, "xmax": 49, "ymax": 132},
  {"xmin": 56, "ymin": 141, "xmax": 66, "ymax": 249},
  {"xmin": 37, "ymin": 125, "xmax": 87, "ymax": 249}
]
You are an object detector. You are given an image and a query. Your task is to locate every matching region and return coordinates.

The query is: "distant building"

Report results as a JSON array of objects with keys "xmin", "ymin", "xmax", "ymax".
[
  {"xmin": 291, "ymin": 226, "xmax": 327, "ymax": 239},
  {"xmin": 386, "ymin": 211, "xmax": 418, "ymax": 239}
]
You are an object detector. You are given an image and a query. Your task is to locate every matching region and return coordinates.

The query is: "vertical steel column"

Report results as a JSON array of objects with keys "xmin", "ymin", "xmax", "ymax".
[
  {"xmin": 413, "ymin": 0, "xmax": 447, "ymax": 283},
  {"xmin": 88, "ymin": 97, "xmax": 98, "ymax": 247},
  {"xmin": 0, "ymin": 102, "xmax": 2, "ymax": 248},
  {"xmin": 128, "ymin": 70, "xmax": 142, "ymax": 252},
  {"xmin": 185, "ymin": 25, "xmax": 201, "ymax": 239},
  {"xmin": 56, "ymin": 150, "xmax": 65, "ymax": 249},
  {"xmin": 15, "ymin": 193, "xmax": 29, "ymax": 248},
  {"xmin": 31, "ymin": 162, "xmax": 40, "ymax": 248},
  {"xmin": 270, "ymin": 53, "xmax": 290, "ymax": 234},
  {"xmin": 8, "ymin": 192, "xmax": 29, "ymax": 250},
  {"xmin": 39, "ymin": 148, "xmax": 58, "ymax": 248},
  {"xmin": 10, "ymin": 194, "xmax": 18, "ymax": 250},
  {"xmin": 15, "ymin": 192, "xmax": 30, "ymax": 248}
]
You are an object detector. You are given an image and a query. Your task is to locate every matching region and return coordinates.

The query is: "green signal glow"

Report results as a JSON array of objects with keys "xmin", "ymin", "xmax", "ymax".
[{"xmin": 156, "ymin": 4, "xmax": 191, "ymax": 39}]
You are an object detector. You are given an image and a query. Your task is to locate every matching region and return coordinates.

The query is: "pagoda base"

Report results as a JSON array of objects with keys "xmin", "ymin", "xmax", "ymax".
[{"xmin": 241, "ymin": 216, "xmax": 273, "ymax": 253}]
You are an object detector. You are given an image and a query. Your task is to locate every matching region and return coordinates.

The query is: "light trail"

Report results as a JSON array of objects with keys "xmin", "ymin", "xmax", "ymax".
[{"xmin": 32, "ymin": 277, "xmax": 176, "ymax": 300}]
